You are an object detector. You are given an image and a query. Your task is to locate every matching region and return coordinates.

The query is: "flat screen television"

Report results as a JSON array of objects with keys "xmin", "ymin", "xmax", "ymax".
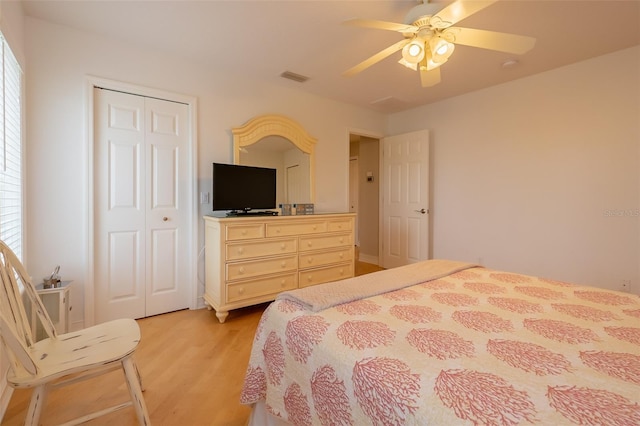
[{"xmin": 212, "ymin": 163, "xmax": 277, "ymax": 215}]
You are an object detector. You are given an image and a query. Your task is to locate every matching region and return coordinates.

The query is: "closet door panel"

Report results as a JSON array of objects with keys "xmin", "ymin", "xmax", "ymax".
[
  {"xmin": 95, "ymin": 88, "xmax": 146, "ymax": 321},
  {"xmin": 144, "ymin": 97, "xmax": 190, "ymax": 317}
]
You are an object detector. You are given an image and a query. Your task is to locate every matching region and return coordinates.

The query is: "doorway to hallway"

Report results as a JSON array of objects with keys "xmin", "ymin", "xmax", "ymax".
[{"xmin": 349, "ymin": 134, "xmax": 380, "ymax": 265}]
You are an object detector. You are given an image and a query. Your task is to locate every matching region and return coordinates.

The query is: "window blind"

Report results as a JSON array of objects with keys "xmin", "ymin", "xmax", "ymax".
[{"xmin": 0, "ymin": 34, "xmax": 23, "ymax": 260}]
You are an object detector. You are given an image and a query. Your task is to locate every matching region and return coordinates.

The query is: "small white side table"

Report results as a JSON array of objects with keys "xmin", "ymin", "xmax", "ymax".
[{"xmin": 33, "ymin": 281, "xmax": 72, "ymax": 341}]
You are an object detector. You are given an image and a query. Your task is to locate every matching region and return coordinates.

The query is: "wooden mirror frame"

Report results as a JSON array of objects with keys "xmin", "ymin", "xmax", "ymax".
[{"xmin": 232, "ymin": 114, "xmax": 317, "ymax": 203}]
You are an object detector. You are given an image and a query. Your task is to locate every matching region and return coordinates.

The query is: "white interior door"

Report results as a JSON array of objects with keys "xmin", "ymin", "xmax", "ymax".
[
  {"xmin": 144, "ymin": 97, "xmax": 190, "ymax": 317},
  {"xmin": 381, "ymin": 130, "xmax": 430, "ymax": 269},
  {"xmin": 94, "ymin": 88, "xmax": 190, "ymax": 322}
]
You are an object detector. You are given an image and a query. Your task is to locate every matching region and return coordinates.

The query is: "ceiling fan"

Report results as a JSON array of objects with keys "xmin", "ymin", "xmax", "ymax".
[{"xmin": 343, "ymin": 0, "xmax": 536, "ymax": 87}]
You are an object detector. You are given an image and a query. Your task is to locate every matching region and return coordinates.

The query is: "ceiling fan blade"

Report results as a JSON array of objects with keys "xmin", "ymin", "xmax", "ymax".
[
  {"xmin": 448, "ymin": 27, "xmax": 536, "ymax": 54},
  {"xmin": 343, "ymin": 18, "xmax": 418, "ymax": 34},
  {"xmin": 343, "ymin": 39, "xmax": 410, "ymax": 77},
  {"xmin": 420, "ymin": 67, "xmax": 441, "ymax": 88},
  {"xmin": 432, "ymin": 0, "xmax": 498, "ymax": 27}
]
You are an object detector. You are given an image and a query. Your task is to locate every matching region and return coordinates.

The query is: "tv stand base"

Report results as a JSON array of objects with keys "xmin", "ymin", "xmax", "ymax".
[{"xmin": 226, "ymin": 210, "xmax": 278, "ymax": 217}]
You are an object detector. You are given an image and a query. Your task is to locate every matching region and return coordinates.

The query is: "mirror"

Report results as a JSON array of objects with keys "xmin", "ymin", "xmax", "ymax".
[{"xmin": 232, "ymin": 114, "xmax": 316, "ymax": 206}]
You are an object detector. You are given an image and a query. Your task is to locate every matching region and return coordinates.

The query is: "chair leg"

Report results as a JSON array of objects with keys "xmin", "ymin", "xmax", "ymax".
[
  {"xmin": 133, "ymin": 357, "xmax": 145, "ymax": 391},
  {"xmin": 25, "ymin": 385, "xmax": 47, "ymax": 426},
  {"xmin": 122, "ymin": 357, "xmax": 150, "ymax": 425}
]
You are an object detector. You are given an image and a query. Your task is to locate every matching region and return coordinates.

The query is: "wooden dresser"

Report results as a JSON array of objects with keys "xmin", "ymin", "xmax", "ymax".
[{"xmin": 203, "ymin": 213, "xmax": 355, "ymax": 322}]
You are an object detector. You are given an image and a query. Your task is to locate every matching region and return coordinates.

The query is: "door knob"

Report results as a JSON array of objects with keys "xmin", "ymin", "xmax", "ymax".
[
  {"xmin": 415, "ymin": 209, "xmax": 427, "ymax": 214},
  {"xmin": 163, "ymin": 217, "xmax": 169, "ymax": 221}
]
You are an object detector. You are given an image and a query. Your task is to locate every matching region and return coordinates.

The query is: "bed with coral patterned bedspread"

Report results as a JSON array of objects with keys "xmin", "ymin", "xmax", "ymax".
[{"xmin": 240, "ymin": 259, "xmax": 640, "ymax": 425}]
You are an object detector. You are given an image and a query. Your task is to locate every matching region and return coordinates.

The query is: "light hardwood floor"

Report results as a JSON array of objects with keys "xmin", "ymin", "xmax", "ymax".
[{"xmin": 3, "ymin": 260, "xmax": 384, "ymax": 426}]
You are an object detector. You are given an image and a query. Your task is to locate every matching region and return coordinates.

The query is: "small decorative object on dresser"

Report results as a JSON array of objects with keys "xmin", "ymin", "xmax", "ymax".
[
  {"xmin": 203, "ymin": 212, "xmax": 355, "ymax": 323},
  {"xmin": 293, "ymin": 203, "xmax": 314, "ymax": 215}
]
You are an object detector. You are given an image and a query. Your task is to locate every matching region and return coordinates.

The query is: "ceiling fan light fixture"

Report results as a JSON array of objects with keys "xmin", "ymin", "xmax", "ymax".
[
  {"xmin": 398, "ymin": 57, "xmax": 419, "ymax": 71},
  {"xmin": 429, "ymin": 37, "xmax": 455, "ymax": 63},
  {"xmin": 402, "ymin": 40, "xmax": 425, "ymax": 64},
  {"xmin": 422, "ymin": 49, "xmax": 446, "ymax": 71}
]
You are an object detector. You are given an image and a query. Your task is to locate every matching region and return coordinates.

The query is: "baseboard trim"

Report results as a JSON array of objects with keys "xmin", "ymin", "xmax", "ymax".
[{"xmin": 358, "ymin": 253, "xmax": 379, "ymax": 265}]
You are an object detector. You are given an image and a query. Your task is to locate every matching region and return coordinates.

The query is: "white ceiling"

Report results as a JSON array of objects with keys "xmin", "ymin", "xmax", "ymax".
[{"xmin": 22, "ymin": 0, "xmax": 640, "ymax": 114}]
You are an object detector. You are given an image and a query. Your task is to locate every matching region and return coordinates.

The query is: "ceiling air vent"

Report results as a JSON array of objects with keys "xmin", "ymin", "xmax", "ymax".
[{"xmin": 280, "ymin": 71, "xmax": 309, "ymax": 83}]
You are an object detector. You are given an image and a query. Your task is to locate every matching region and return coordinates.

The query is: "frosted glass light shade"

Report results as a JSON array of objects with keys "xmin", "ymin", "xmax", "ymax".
[
  {"xmin": 402, "ymin": 40, "xmax": 426, "ymax": 64},
  {"xmin": 429, "ymin": 37, "xmax": 455, "ymax": 63}
]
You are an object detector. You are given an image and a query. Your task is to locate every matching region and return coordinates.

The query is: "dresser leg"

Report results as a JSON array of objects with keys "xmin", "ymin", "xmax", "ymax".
[{"xmin": 215, "ymin": 310, "xmax": 229, "ymax": 323}]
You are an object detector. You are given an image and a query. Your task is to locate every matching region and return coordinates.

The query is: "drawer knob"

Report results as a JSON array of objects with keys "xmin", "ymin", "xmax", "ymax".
[
  {"xmin": 307, "ymin": 275, "xmax": 312, "ymax": 282},
  {"xmin": 238, "ymin": 287, "xmax": 245, "ymax": 295},
  {"xmin": 339, "ymin": 269, "xmax": 344, "ymax": 275},
  {"xmin": 307, "ymin": 241, "xmax": 312, "ymax": 247},
  {"xmin": 241, "ymin": 230, "xmax": 247, "ymax": 235},
  {"xmin": 307, "ymin": 258, "xmax": 313, "ymax": 264},
  {"xmin": 237, "ymin": 247, "xmax": 244, "ymax": 255},
  {"xmin": 339, "ymin": 238, "xmax": 344, "ymax": 243},
  {"xmin": 280, "ymin": 280, "xmax": 286, "ymax": 287},
  {"xmin": 239, "ymin": 267, "xmax": 245, "ymax": 274},
  {"xmin": 339, "ymin": 253, "xmax": 344, "ymax": 259},
  {"xmin": 313, "ymin": 225, "xmax": 317, "ymax": 230},
  {"xmin": 280, "ymin": 261, "xmax": 286, "ymax": 268},
  {"xmin": 280, "ymin": 243, "xmax": 286, "ymax": 250}
]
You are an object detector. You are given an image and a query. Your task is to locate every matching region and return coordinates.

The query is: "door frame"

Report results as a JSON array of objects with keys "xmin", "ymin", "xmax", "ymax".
[
  {"xmin": 349, "ymin": 156, "xmax": 359, "ymax": 247},
  {"xmin": 347, "ymin": 128, "xmax": 384, "ymax": 265},
  {"xmin": 84, "ymin": 75, "xmax": 198, "ymax": 327}
]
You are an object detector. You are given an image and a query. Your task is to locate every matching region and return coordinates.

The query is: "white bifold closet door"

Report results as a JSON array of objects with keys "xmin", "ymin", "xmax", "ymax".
[{"xmin": 94, "ymin": 88, "xmax": 189, "ymax": 323}]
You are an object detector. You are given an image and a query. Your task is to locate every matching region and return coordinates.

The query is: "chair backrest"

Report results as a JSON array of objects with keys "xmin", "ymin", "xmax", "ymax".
[
  {"xmin": 0, "ymin": 312, "xmax": 37, "ymax": 375},
  {"xmin": 0, "ymin": 240, "xmax": 58, "ymax": 376}
]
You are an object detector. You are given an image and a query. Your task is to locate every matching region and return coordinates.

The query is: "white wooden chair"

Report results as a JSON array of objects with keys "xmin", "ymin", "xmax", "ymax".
[{"xmin": 0, "ymin": 241, "xmax": 150, "ymax": 425}]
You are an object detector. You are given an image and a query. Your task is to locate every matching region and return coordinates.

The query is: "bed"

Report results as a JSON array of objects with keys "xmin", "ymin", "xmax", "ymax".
[{"xmin": 240, "ymin": 259, "xmax": 640, "ymax": 425}]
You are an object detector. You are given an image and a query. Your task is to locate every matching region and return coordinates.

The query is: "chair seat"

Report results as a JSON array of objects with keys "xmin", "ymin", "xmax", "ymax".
[{"xmin": 7, "ymin": 318, "xmax": 141, "ymax": 389}]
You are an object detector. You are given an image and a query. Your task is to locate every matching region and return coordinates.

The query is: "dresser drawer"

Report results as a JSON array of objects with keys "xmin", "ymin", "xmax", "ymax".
[
  {"xmin": 299, "ymin": 262, "xmax": 353, "ymax": 288},
  {"xmin": 328, "ymin": 218, "xmax": 353, "ymax": 232},
  {"xmin": 266, "ymin": 220, "xmax": 327, "ymax": 237},
  {"xmin": 226, "ymin": 255, "xmax": 298, "ymax": 281},
  {"xmin": 226, "ymin": 273, "xmax": 297, "ymax": 303},
  {"xmin": 299, "ymin": 232, "xmax": 352, "ymax": 252},
  {"xmin": 226, "ymin": 223, "xmax": 265, "ymax": 241},
  {"xmin": 226, "ymin": 238, "xmax": 297, "ymax": 261},
  {"xmin": 299, "ymin": 247, "xmax": 353, "ymax": 269}
]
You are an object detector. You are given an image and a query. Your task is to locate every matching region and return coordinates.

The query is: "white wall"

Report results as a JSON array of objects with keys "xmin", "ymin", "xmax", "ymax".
[
  {"xmin": 24, "ymin": 17, "xmax": 386, "ymax": 328},
  {"xmin": 0, "ymin": 0, "xmax": 24, "ymax": 66},
  {"xmin": 388, "ymin": 46, "xmax": 640, "ymax": 295}
]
